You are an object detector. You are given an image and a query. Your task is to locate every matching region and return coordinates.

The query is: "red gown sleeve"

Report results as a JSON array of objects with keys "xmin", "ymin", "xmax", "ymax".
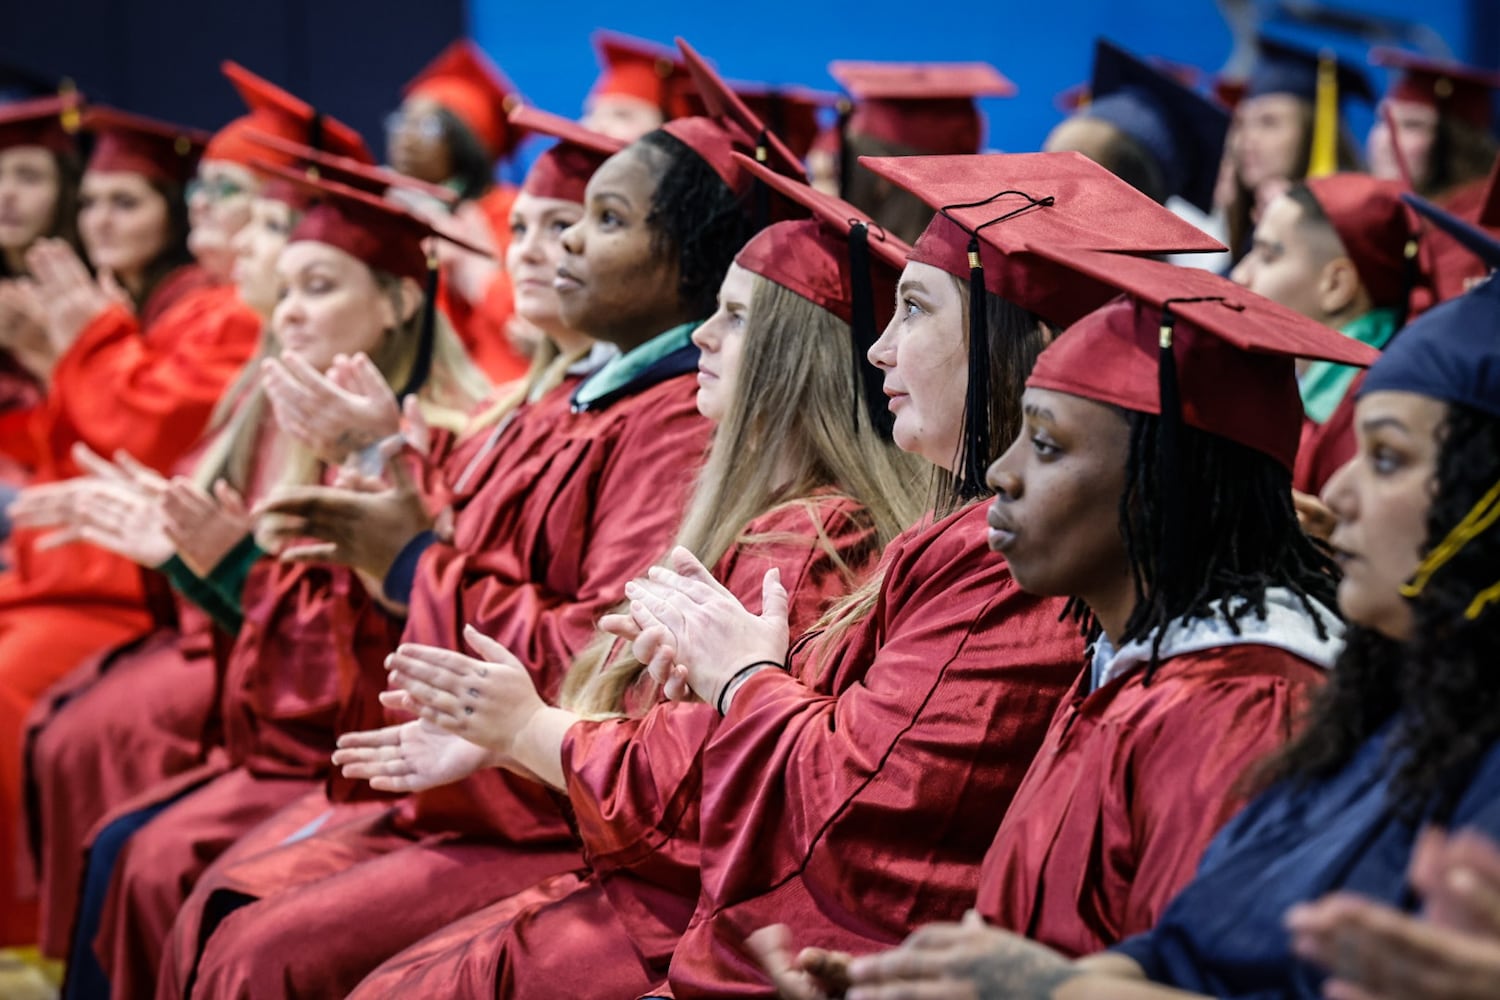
[
  {"xmin": 562, "ymin": 495, "xmax": 878, "ymax": 877},
  {"xmin": 404, "ymin": 383, "xmax": 710, "ymax": 691},
  {"xmin": 42, "ymin": 286, "xmax": 260, "ymax": 474}
]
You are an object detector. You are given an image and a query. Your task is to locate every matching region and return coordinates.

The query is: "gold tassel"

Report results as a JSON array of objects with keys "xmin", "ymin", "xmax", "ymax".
[
  {"xmin": 1401, "ymin": 477, "xmax": 1500, "ymax": 612},
  {"xmin": 1307, "ymin": 50, "xmax": 1340, "ymax": 179}
]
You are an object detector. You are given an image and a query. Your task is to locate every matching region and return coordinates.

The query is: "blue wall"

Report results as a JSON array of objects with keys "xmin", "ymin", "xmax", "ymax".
[{"xmin": 471, "ymin": 0, "xmax": 1487, "ymax": 176}]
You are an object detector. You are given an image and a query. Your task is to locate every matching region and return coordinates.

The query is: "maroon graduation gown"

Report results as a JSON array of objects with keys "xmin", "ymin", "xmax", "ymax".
[
  {"xmin": 342, "ymin": 493, "xmax": 884, "ymax": 998},
  {"xmin": 165, "ymin": 367, "xmax": 714, "ymax": 999}
]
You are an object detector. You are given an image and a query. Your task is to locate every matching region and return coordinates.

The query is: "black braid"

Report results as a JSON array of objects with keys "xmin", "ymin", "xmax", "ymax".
[
  {"xmin": 636, "ymin": 129, "xmax": 755, "ymax": 319},
  {"xmin": 1263, "ymin": 404, "xmax": 1500, "ymax": 821},
  {"xmin": 1118, "ymin": 411, "xmax": 1341, "ymax": 684}
]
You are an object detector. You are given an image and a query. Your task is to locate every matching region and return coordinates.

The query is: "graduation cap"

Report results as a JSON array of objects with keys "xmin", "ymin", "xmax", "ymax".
[
  {"xmin": 205, "ymin": 61, "xmax": 372, "ymax": 169},
  {"xmin": 1024, "ymin": 245, "xmax": 1380, "ymax": 590},
  {"xmin": 1368, "ymin": 195, "xmax": 1500, "ymax": 619},
  {"xmin": 1303, "ymin": 173, "xmax": 1418, "ymax": 310},
  {"xmin": 404, "ymin": 39, "xmax": 525, "ymax": 160},
  {"xmin": 508, "ymin": 105, "xmax": 626, "ymax": 203},
  {"xmin": 829, "ymin": 61, "xmax": 1014, "ymax": 156},
  {"xmin": 858, "ymin": 151, "xmax": 1226, "ymax": 491},
  {"xmin": 735, "ymin": 151, "xmax": 911, "ymax": 434},
  {"xmin": 1248, "ymin": 37, "xmax": 1375, "ymax": 106},
  {"xmin": 1069, "ymin": 39, "xmax": 1231, "ymax": 213},
  {"xmin": 673, "ymin": 39, "xmax": 804, "ymax": 182},
  {"xmin": 0, "ymin": 93, "xmax": 83, "ymax": 155},
  {"xmin": 82, "ymin": 106, "xmax": 209, "ymax": 186},
  {"xmin": 590, "ymin": 31, "xmax": 695, "ymax": 120},
  {"xmin": 683, "ymin": 82, "xmax": 834, "ymax": 161},
  {"xmin": 244, "ymin": 129, "xmax": 457, "ymax": 208},
  {"xmin": 1372, "ymin": 47, "xmax": 1500, "ymax": 131},
  {"xmin": 257, "ymin": 158, "xmax": 491, "ymax": 397}
]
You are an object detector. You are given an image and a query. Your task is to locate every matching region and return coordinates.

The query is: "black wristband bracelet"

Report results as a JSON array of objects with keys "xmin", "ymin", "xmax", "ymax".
[{"xmin": 716, "ymin": 659, "xmax": 786, "ymax": 715}]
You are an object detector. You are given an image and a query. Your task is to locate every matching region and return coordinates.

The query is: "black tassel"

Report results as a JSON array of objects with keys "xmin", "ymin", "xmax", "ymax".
[
  {"xmin": 836, "ymin": 100, "xmax": 853, "ymax": 201},
  {"xmin": 1156, "ymin": 305, "xmax": 1184, "ymax": 593},
  {"xmin": 308, "ymin": 111, "xmax": 325, "ymax": 153},
  {"xmin": 960, "ymin": 235, "xmax": 991, "ymax": 496},
  {"xmin": 1398, "ymin": 236, "xmax": 1418, "ymax": 331},
  {"xmin": 753, "ymin": 130, "xmax": 771, "ymax": 231},
  {"xmin": 847, "ymin": 223, "xmax": 894, "ymax": 438},
  {"xmin": 398, "ymin": 256, "xmax": 439, "ymax": 400}
]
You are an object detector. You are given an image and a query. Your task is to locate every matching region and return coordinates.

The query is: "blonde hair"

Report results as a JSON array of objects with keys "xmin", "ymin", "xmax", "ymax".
[
  {"xmin": 561, "ymin": 273, "xmax": 926, "ymax": 718},
  {"xmin": 193, "ymin": 270, "xmax": 489, "ymax": 501}
]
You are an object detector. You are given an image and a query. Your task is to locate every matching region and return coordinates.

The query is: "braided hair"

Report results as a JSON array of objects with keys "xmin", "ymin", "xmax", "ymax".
[
  {"xmin": 635, "ymin": 129, "xmax": 755, "ymax": 319},
  {"xmin": 1264, "ymin": 403, "xmax": 1500, "ymax": 820},
  {"xmin": 1067, "ymin": 412, "xmax": 1341, "ymax": 681}
]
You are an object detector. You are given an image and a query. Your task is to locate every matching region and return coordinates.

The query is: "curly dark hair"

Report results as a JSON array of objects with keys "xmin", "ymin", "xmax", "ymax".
[
  {"xmin": 635, "ymin": 129, "xmax": 755, "ymax": 319},
  {"xmin": 434, "ymin": 107, "xmax": 496, "ymax": 203},
  {"xmin": 1263, "ymin": 403, "xmax": 1500, "ymax": 820},
  {"xmin": 1065, "ymin": 413, "xmax": 1342, "ymax": 677}
]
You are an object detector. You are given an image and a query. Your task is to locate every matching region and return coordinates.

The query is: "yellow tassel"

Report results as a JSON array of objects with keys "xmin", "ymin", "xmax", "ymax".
[
  {"xmin": 1307, "ymin": 50, "xmax": 1340, "ymax": 179},
  {"xmin": 1402, "ymin": 477, "xmax": 1500, "ymax": 598},
  {"xmin": 1467, "ymin": 580, "xmax": 1500, "ymax": 620}
]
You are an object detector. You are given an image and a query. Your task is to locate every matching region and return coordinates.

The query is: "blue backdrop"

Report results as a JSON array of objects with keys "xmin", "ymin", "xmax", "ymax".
[{"xmin": 472, "ymin": 0, "xmax": 1489, "ymax": 178}]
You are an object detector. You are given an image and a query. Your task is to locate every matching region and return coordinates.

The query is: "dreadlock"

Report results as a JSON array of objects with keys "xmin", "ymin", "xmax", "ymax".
[
  {"xmin": 1262, "ymin": 403, "xmax": 1500, "ymax": 821},
  {"xmin": 1108, "ymin": 411, "xmax": 1341, "ymax": 683},
  {"xmin": 636, "ymin": 129, "xmax": 755, "ymax": 320}
]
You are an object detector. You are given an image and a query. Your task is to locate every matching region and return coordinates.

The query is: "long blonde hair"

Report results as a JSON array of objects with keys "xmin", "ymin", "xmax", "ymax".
[
  {"xmin": 561, "ymin": 273, "xmax": 926, "ymax": 718},
  {"xmin": 192, "ymin": 271, "xmax": 489, "ymax": 499}
]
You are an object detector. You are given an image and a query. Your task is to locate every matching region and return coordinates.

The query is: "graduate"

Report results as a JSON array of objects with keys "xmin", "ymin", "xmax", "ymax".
[
  {"xmin": 0, "ymin": 95, "xmax": 83, "ymax": 408},
  {"xmin": 1367, "ymin": 48, "xmax": 1500, "ymax": 307},
  {"xmin": 150, "ymin": 73, "xmax": 776, "ymax": 995},
  {"xmin": 1044, "ymin": 40, "xmax": 1229, "ymax": 218},
  {"xmin": 0, "ymin": 107, "xmax": 228, "ymax": 948},
  {"xmin": 388, "ymin": 39, "xmax": 532, "ymax": 383},
  {"xmin": 64, "ymin": 167, "xmax": 488, "ymax": 1000},
  {"xmin": 335, "ymin": 158, "xmax": 926, "ymax": 999},
  {"xmin": 826, "ymin": 61, "xmax": 1015, "ymax": 242},
  {"xmin": 582, "ymin": 31, "xmax": 695, "ymax": 142},
  {"xmin": 13, "ymin": 80, "xmax": 377, "ymax": 963},
  {"xmin": 825, "ymin": 193, "xmax": 1500, "ymax": 1000},
  {"xmin": 1229, "ymin": 173, "xmax": 1416, "ymax": 494},
  {"xmin": 1225, "ymin": 38, "xmax": 1372, "ymax": 262},
  {"xmin": 593, "ymin": 151, "xmax": 1227, "ymax": 997}
]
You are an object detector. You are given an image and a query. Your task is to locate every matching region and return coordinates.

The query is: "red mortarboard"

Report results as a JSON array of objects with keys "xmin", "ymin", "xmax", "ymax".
[
  {"xmin": 860, "ymin": 151, "xmax": 1226, "ymax": 327},
  {"xmin": 681, "ymin": 82, "xmax": 834, "ymax": 161},
  {"xmin": 590, "ymin": 31, "xmax": 695, "ymax": 119},
  {"xmin": 0, "ymin": 93, "xmax": 83, "ymax": 155},
  {"xmin": 1372, "ymin": 47, "xmax": 1500, "ymax": 130},
  {"xmin": 258, "ymin": 159, "xmax": 488, "ymax": 281},
  {"xmin": 82, "ymin": 106, "xmax": 208, "ymax": 186},
  {"xmin": 736, "ymin": 151, "xmax": 912, "ymax": 434},
  {"xmin": 1026, "ymin": 246, "xmax": 1380, "ymax": 469},
  {"xmin": 206, "ymin": 62, "xmax": 372, "ymax": 169},
  {"xmin": 1302, "ymin": 174, "xmax": 1416, "ymax": 309},
  {"xmin": 508, "ymin": 105, "xmax": 626, "ymax": 204},
  {"xmin": 673, "ymin": 39, "xmax": 805, "ymax": 182},
  {"xmin": 244, "ymin": 129, "xmax": 457, "ymax": 209},
  {"xmin": 829, "ymin": 61, "xmax": 1014, "ymax": 154},
  {"xmin": 404, "ymin": 39, "xmax": 524, "ymax": 160},
  {"xmin": 859, "ymin": 150, "xmax": 1225, "ymax": 491}
]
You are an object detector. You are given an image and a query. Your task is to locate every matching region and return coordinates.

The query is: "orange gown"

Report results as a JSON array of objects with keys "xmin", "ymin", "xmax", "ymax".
[{"xmin": 0, "ymin": 275, "xmax": 258, "ymax": 945}]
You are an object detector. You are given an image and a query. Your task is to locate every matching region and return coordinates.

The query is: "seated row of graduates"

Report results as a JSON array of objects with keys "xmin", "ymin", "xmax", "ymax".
[{"xmin": 9, "ymin": 37, "xmax": 1500, "ymax": 1000}]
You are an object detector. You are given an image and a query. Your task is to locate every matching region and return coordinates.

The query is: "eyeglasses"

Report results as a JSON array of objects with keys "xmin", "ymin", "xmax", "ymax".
[
  {"xmin": 384, "ymin": 111, "xmax": 445, "ymax": 141},
  {"xmin": 187, "ymin": 176, "xmax": 250, "ymax": 203}
]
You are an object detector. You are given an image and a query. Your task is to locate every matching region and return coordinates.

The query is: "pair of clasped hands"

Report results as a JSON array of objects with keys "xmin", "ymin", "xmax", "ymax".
[{"xmin": 9, "ymin": 348, "xmax": 438, "ymax": 602}]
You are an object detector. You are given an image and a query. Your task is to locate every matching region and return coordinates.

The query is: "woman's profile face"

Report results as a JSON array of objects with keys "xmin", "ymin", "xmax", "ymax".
[
  {"xmin": 0, "ymin": 145, "xmax": 61, "ymax": 254},
  {"xmin": 506, "ymin": 191, "xmax": 582, "ymax": 330},
  {"xmin": 1232, "ymin": 93, "xmax": 1307, "ymax": 192},
  {"xmin": 554, "ymin": 144, "xmax": 681, "ymax": 343},
  {"xmin": 690, "ymin": 262, "xmax": 752, "ymax": 422},
  {"xmin": 77, "ymin": 170, "xmax": 171, "ymax": 281},
  {"xmin": 1322, "ymin": 390, "xmax": 1447, "ymax": 641},
  {"xmin": 387, "ymin": 96, "xmax": 454, "ymax": 185},
  {"xmin": 271, "ymin": 241, "xmax": 398, "ymax": 373}
]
